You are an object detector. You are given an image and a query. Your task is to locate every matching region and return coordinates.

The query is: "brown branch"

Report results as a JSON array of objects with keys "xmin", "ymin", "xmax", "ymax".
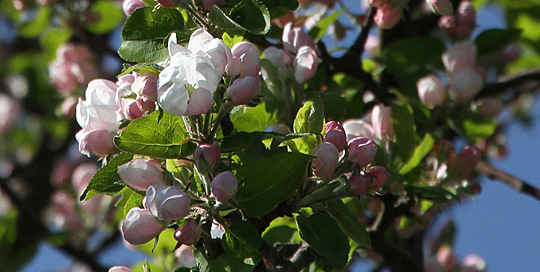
[
  {"xmin": 476, "ymin": 161, "xmax": 540, "ymax": 202},
  {"xmin": 475, "ymin": 69, "xmax": 540, "ymax": 99}
]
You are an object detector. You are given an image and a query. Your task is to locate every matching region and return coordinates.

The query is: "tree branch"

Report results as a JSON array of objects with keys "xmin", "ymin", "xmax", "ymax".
[
  {"xmin": 476, "ymin": 161, "xmax": 540, "ymax": 202},
  {"xmin": 475, "ymin": 69, "xmax": 540, "ymax": 99}
]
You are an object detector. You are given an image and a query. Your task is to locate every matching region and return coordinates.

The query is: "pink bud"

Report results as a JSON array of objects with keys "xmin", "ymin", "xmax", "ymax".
[
  {"xmin": 294, "ymin": 46, "xmax": 318, "ymax": 83},
  {"xmin": 61, "ymin": 96, "xmax": 78, "ymax": 118},
  {"xmin": 175, "ymin": 245, "xmax": 196, "ymax": 268},
  {"xmin": 194, "ymin": 144, "xmax": 221, "ymax": 169},
  {"xmin": 262, "ymin": 47, "xmax": 293, "ymax": 80},
  {"xmin": 282, "ymin": 23, "xmax": 316, "ymax": 55},
  {"xmin": 448, "ymin": 145, "xmax": 481, "ymax": 178},
  {"xmin": 429, "ymin": 0, "xmax": 453, "ymax": 16},
  {"xmin": 323, "ymin": 121, "xmax": 347, "ymax": 151},
  {"xmin": 462, "ymin": 254, "xmax": 486, "ymax": 272},
  {"xmin": 136, "ymin": 96, "xmax": 156, "ymax": 113},
  {"xmin": 371, "ymin": 104, "xmax": 393, "ymax": 141},
  {"xmin": 122, "ymin": 99, "xmax": 145, "ymax": 120},
  {"xmin": 122, "ymin": 0, "xmax": 145, "ymax": 16},
  {"xmin": 226, "ymin": 76, "xmax": 260, "ymax": 105},
  {"xmin": 202, "ymin": 0, "xmax": 225, "ymax": 10},
  {"xmin": 474, "ymin": 98, "xmax": 502, "ymax": 118},
  {"xmin": 449, "ymin": 67, "xmax": 482, "ymax": 101},
  {"xmin": 0, "ymin": 94, "xmax": 21, "ymax": 135},
  {"xmin": 131, "ymin": 73, "xmax": 158, "ymax": 101},
  {"xmin": 146, "ymin": 185, "xmax": 190, "ymax": 221},
  {"xmin": 347, "ymin": 137, "xmax": 377, "ymax": 168},
  {"xmin": 312, "ymin": 142, "xmax": 339, "ymax": 181},
  {"xmin": 374, "ymin": 5, "xmax": 401, "ymax": 29},
  {"xmin": 108, "ymin": 266, "xmax": 132, "ymax": 272},
  {"xmin": 117, "ymin": 159, "xmax": 165, "ymax": 191},
  {"xmin": 436, "ymin": 246, "xmax": 457, "ymax": 270},
  {"xmin": 457, "ymin": 0, "xmax": 476, "ymax": 25},
  {"xmin": 343, "ymin": 119, "xmax": 375, "ymax": 141},
  {"xmin": 227, "ymin": 42, "xmax": 261, "ymax": 78},
  {"xmin": 442, "ymin": 41, "xmax": 476, "ymax": 73},
  {"xmin": 454, "ymin": 22, "xmax": 474, "ymax": 40},
  {"xmin": 365, "ymin": 166, "xmax": 390, "ymax": 189},
  {"xmin": 348, "ymin": 175, "xmax": 370, "ymax": 196},
  {"xmin": 504, "ymin": 44, "xmax": 521, "ymax": 63},
  {"xmin": 417, "ymin": 74, "xmax": 446, "ymax": 107},
  {"xmin": 75, "ymin": 129, "xmax": 117, "ymax": 157},
  {"xmin": 438, "ymin": 16, "xmax": 457, "ymax": 34},
  {"xmin": 156, "ymin": 0, "xmax": 174, "ymax": 7},
  {"xmin": 71, "ymin": 163, "xmax": 98, "ymax": 197},
  {"xmin": 174, "ymin": 218, "xmax": 201, "ymax": 245},
  {"xmin": 211, "ymin": 171, "xmax": 238, "ymax": 203},
  {"xmin": 121, "ymin": 207, "xmax": 165, "ymax": 245}
]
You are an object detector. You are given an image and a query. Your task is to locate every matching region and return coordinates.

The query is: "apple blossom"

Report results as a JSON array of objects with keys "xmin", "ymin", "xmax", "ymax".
[
  {"xmin": 186, "ymin": 29, "xmax": 231, "ymax": 76},
  {"xmin": 417, "ymin": 74, "xmax": 446, "ymax": 107},
  {"xmin": 374, "ymin": 5, "xmax": 402, "ymax": 29},
  {"xmin": 75, "ymin": 129, "xmax": 117, "ymax": 157},
  {"xmin": 457, "ymin": 0, "xmax": 476, "ymax": 25},
  {"xmin": 448, "ymin": 145, "xmax": 481, "ymax": 178},
  {"xmin": 175, "ymin": 245, "xmax": 196, "ymax": 268},
  {"xmin": 343, "ymin": 119, "xmax": 375, "ymax": 141},
  {"xmin": 365, "ymin": 166, "xmax": 390, "ymax": 189},
  {"xmin": 263, "ymin": 47, "xmax": 293, "ymax": 79},
  {"xmin": 294, "ymin": 46, "xmax": 318, "ymax": 83},
  {"xmin": 122, "ymin": 0, "xmax": 145, "ymax": 16},
  {"xmin": 117, "ymin": 159, "xmax": 165, "ymax": 191},
  {"xmin": 462, "ymin": 254, "xmax": 486, "ymax": 272},
  {"xmin": 349, "ymin": 175, "xmax": 371, "ymax": 196},
  {"xmin": 194, "ymin": 144, "xmax": 221, "ymax": 169},
  {"xmin": 76, "ymin": 79, "xmax": 122, "ymax": 132},
  {"xmin": 227, "ymin": 42, "xmax": 261, "ymax": 78},
  {"xmin": 121, "ymin": 207, "xmax": 165, "ymax": 245},
  {"xmin": 174, "ymin": 218, "xmax": 201, "ymax": 245},
  {"xmin": 211, "ymin": 171, "xmax": 238, "ymax": 203},
  {"xmin": 323, "ymin": 121, "xmax": 347, "ymax": 151},
  {"xmin": 0, "ymin": 93, "xmax": 20, "ymax": 134},
  {"xmin": 449, "ymin": 67, "xmax": 482, "ymax": 101},
  {"xmin": 131, "ymin": 73, "xmax": 158, "ymax": 101},
  {"xmin": 312, "ymin": 142, "xmax": 339, "ymax": 181},
  {"xmin": 51, "ymin": 190, "xmax": 80, "ymax": 229},
  {"xmin": 442, "ymin": 41, "xmax": 476, "ymax": 73},
  {"xmin": 146, "ymin": 184, "xmax": 190, "ymax": 221},
  {"xmin": 226, "ymin": 76, "xmax": 260, "ymax": 105},
  {"xmin": 71, "ymin": 163, "xmax": 98, "ymax": 197},
  {"xmin": 108, "ymin": 266, "xmax": 132, "ymax": 272},
  {"xmin": 347, "ymin": 137, "xmax": 377, "ymax": 168},
  {"xmin": 49, "ymin": 44, "xmax": 97, "ymax": 94},
  {"xmin": 282, "ymin": 23, "xmax": 316, "ymax": 55},
  {"xmin": 371, "ymin": 104, "xmax": 393, "ymax": 141}
]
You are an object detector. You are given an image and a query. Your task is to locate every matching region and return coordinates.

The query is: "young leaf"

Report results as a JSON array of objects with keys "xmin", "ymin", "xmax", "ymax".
[
  {"xmin": 118, "ymin": 7, "xmax": 185, "ymax": 63},
  {"xmin": 293, "ymin": 97, "xmax": 325, "ymax": 135},
  {"xmin": 309, "ymin": 10, "xmax": 344, "ymax": 41},
  {"xmin": 399, "ymin": 133, "xmax": 435, "ymax": 175},
  {"xmin": 222, "ymin": 221, "xmax": 261, "ymax": 259},
  {"xmin": 80, "ymin": 152, "xmax": 133, "ymax": 201},
  {"xmin": 462, "ymin": 116, "xmax": 497, "ymax": 142},
  {"xmin": 114, "ymin": 110, "xmax": 196, "ymax": 159},
  {"xmin": 230, "ymin": 103, "xmax": 277, "ymax": 132},
  {"xmin": 474, "ymin": 28, "xmax": 522, "ymax": 57},
  {"xmin": 229, "ymin": 0, "xmax": 271, "ymax": 35},
  {"xmin": 235, "ymin": 152, "xmax": 311, "ymax": 217},
  {"xmin": 325, "ymin": 199, "xmax": 371, "ymax": 249},
  {"xmin": 296, "ymin": 213, "xmax": 350, "ymax": 269}
]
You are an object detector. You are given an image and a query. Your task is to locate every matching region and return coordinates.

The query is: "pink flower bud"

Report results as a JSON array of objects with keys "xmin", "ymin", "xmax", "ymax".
[
  {"xmin": 174, "ymin": 218, "xmax": 201, "ymax": 245},
  {"xmin": 442, "ymin": 41, "xmax": 476, "ymax": 73},
  {"xmin": 108, "ymin": 266, "xmax": 132, "ymax": 272},
  {"xmin": 349, "ymin": 175, "xmax": 370, "ymax": 196},
  {"xmin": 226, "ymin": 76, "xmax": 260, "ymax": 105},
  {"xmin": 457, "ymin": 0, "xmax": 476, "ymax": 25},
  {"xmin": 436, "ymin": 246, "xmax": 457, "ymax": 270},
  {"xmin": 156, "ymin": 0, "xmax": 174, "ymax": 7},
  {"xmin": 504, "ymin": 44, "xmax": 521, "ymax": 63},
  {"xmin": 175, "ymin": 245, "xmax": 196, "ymax": 268},
  {"xmin": 117, "ymin": 159, "xmax": 165, "ymax": 191},
  {"xmin": 116, "ymin": 73, "xmax": 135, "ymax": 96},
  {"xmin": 294, "ymin": 46, "xmax": 318, "ymax": 83},
  {"xmin": 122, "ymin": 99, "xmax": 145, "ymax": 120},
  {"xmin": 323, "ymin": 121, "xmax": 347, "ymax": 150},
  {"xmin": 121, "ymin": 207, "xmax": 165, "ymax": 245},
  {"xmin": 449, "ymin": 67, "xmax": 482, "ymax": 101},
  {"xmin": 454, "ymin": 22, "xmax": 474, "ymax": 40},
  {"xmin": 71, "ymin": 163, "xmax": 98, "ymax": 198},
  {"xmin": 272, "ymin": 11, "xmax": 294, "ymax": 28},
  {"xmin": 0, "ymin": 94, "xmax": 20, "ymax": 135},
  {"xmin": 429, "ymin": 0, "xmax": 453, "ymax": 16},
  {"xmin": 374, "ymin": 5, "xmax": 402, "ymax": 29},
  {"xmin": 448, "ymin": 145, "xmax": 481, "ymax": 178},
  {"xmin": 365, "ymin": 166, "xmax": 390, "ymax": 189},
  {"xmin": 371, "ymin": 104, "xmax": 393, "ymax": 141},
  {"xmin": 312, "ymin": 142, "xmax": 339, "ymax": 181},
  {"xmin": 51, "ymin": 190, "xmax": 79, "ymax": 229},
  {"xmin": 194, "ymin": 144, "xmax": 220, "ymax": 169},
  {"xmin": 211, "ymin": 171, "xmax": 238, "ymax": 203},
  {"xmin": 474, "ymin": 98, "xmax": 502, "ymax": 118},
  {"xmin": 282, "ymin": 23, "xmax": 316, "ymax": 55},
  {"xmin": 438, "ymin": 16, "xmax": 457, "ymax": 34},
  {"xmin": 122, "ymin": 0, "xmax": 145, "ymax": 16},
  {"xmin": 347, "ymin": 137, "xmax": 377, "ymax": 168},
  {"xmin": 462, "ymin": 254, "xmax": 486, "ymax": 272},
  {"xmin": 203, "ymin": 0, "xmax": 225, "ymax": 10},
  {"xmin": 343, "ymin": 119, "xmax": 375, "ymax": 141},
  {"xmin": 75, "ymin": 129, "xmax": 117, "ymax": 157},
  {"xmin": 61, "ymin": 96, "xmax": 78, "ymax": 118},
  {"xmin": 132, "ymin": 74, "xmax": 158, "ymax": 101},
  {"xmin": 136, "ymin": 96, "xmax": 156, "ymax": 113},
  {"xmin": 184, "ymin": 88, "xmax": 214, "ymax": 116},
  {"xmin": 227, "ymin": 42, "xmax": 261, "ymax": 78},
  {"xmin": 146, "ymin": 185, "xmax": 190, "ymax": 221},
  {"xmin": 417, "ymin": 74, "xmax": 446, "ymax": 107}
]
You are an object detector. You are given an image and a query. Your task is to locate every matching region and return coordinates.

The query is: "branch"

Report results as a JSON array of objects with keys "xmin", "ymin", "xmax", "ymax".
[
  {"xmin": 476, "ymin": 161, "xmax": 540, "ymax": 202},
  {"xmin": 475, "ymin": 69, "xmax": 540, "ymax": 99}
]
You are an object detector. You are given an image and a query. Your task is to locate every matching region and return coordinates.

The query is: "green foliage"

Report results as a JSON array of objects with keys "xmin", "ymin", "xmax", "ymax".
[
  {"xmin": 115, "ymin": 110, "xmax": 196, "ymax": 159},
  {"xmin": 87, "ymin": 0, "xmax": 124, "ymax": 34},
  {"xmin": 118, "ymin": 7, "xmax": 185, "ymax": 63},
  {"xmin": 474, "ymin": 28, "xmax": 522, "ymax": 57},
  {"xmin": 309, "ymin": 10, "xmax": 344, "ymax": 41},
  {"xmin": 325, "ymin": 199, "xmax": 371, "ymax": 249},
  {"xmin": 209, "ymin": 0, "xmax": 271, "ymax": 35},
  {"xmin": 17, "ymin": 6, "xmax": 51, "ymax": 38},
  {"xmin": 80, "ymin": 152, "xmax": 133, "ymax": 201},
  {"xmin": 222, "ymin": 221, "xmax": 261, "ymax": 259},
  {"xmin": 293, "ymin": 97, "xmax": 325, "ymax": 135},
  {"xmin": 230, "ymin": 103, "xmax": 277, "ymax": 132},
  {"xmin": 399, "ymin": 133, "xmax": 434, "ymax": 175},
  {"xmin": 392, "ymin": 103, "xmax": 417, "ymax": 163},
  {"xmin": 235, "ymin": 152, "xmax": 310, "ymax": 217},
  {"xmin": 462, "ymin": 116, "xmax": 497, "ymax": 143}
]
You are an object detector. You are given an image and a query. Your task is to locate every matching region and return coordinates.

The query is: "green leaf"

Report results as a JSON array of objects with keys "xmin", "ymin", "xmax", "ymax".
[
  {"xmin": 230, "ymin": 103, "xmax": 277, "ymax": 132},
  {"xmin": 235, "ymin": 152, "xmax": 311, "ymax": 217},
  {"xmin": 262, "ymin": 216, "xmax": 299, "ymax": 245},
  {"xmin": 116, "ymin": 187, "xmax": 145, "ymax": 217},
  {"xmin": 405, "ymin": 185, "xmax": 457, "ymax": 201},
  {"xmin": 17, "ymin": 6, "xmax": 51, "ymax": 38},
  {"xmin": 474, "ymin": 29, "xmax": 522, "ymax": 57},
  {"xmin": 118, "ymin": 7, "xmax": 185, "ymax": 63},
  {"xmin": 209, "ymin": 5, "xmax": 247, "ymax": 32},
  {"xmin": 309, "ymin": 10, "xmax": 344, "ymax": 40},
  {"xmin": 80, "ymin": 153, "xmax": 133, "ymax": 201},
  {"xmin": 325, "ymin": 199, "xmax": 371, "ymax": 249},
  {"xmin": 222, "ymin": 221, "xmax": 261, "ymax": 259},
  {"xmin": 296, "ymin": 213, "xmax": 350, "ymax": 269},
  {"xmin": 40, "ymin": 28, "xmax": 72, "ymax": 59},
  {"xmin": 120, "ymin": 63, "xmax": 162, "ymax": 76},
  {"xmin": 114, "ymin": 110, "xmax": 196, "ymax": 158},
  {"xmin": 261, "ymin": 0, "xmax": 298, "ymax": 18},
  {"xmin": 229, "ymin": 0, "xmax": 271, "ymax": 35},
  {"xmin": 282, "ymin": 133, "xmax": 319, "ymax": 155},
  {"xmin": 293, "ymin": 97, "xmax": 325, "ymax": 134},
  {"xmin": 209, "ymin": 253, "xmax": 256, "ymax": 272},
  {"xmin": 462, "ymin": 116, "xmax": 497, "ymax": 142},
  {"xmin": 222, "ymin": 31, "xmax": 245, "ymax": 48},
  {"xmin": 392, "ymin": 103, "xmax": 417, "ymax": 162},
  {"xmin": 399, "ymin": 133, "xmax": 434, "ymax": 175},
  {"xmin": 87, "ymin": 0, "xmax": 124, "ymax": 34}
]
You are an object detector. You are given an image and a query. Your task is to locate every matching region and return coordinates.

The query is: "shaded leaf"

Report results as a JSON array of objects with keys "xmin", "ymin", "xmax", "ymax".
[
  {"xmin": 392, "ymin": 103, "xmax": 417, "ymax": 162},
  {"xmin": 230, "ymin": 103, "xmax": 277, "ymax": 132},
  {"xmin": 325, "ymin": 199, "xmax": 371, "ymax": 249},
  {"xmin": 222, "ymin": 221, "xmax": 261, "ymax": 259},
  {"xmin": 293, "ymin": 97, "xmax": 325, "ymax": 135},
  {"xmin": 474, "ymin": 28, "xmax": 521, "ymax": 57},
  {"xmin": 81, "ymin": 152, "xmax": 133, "ymax": 200},
  {"xmin": 399, "ymin": 133, "xmax": 434, "ymax": 175}
]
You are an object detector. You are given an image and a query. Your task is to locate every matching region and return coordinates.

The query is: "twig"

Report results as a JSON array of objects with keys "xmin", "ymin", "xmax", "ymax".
[
  {"xmin": 476, "ymin": 161, "xmax": 540, "ymax": 202},
  {"xmin": 475, "ymin": 69, "xmax": 540, "ymax": 99}
]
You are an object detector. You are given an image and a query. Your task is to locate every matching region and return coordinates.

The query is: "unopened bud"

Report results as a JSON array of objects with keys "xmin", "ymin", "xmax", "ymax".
[
  {"xmin": 442, "ymin": 41, "xmax": 476, "ymax": 73},
  {"xmin": 146, "ymin": 185, "xmax": 191, "ymax": 221},
  {"xmin": 349, "ymin": 175, "xmax": 370, "ymax": 196},
  {"xmin": 108, "ymin": 266, "xmax": 132, "ymax": 272},
  {"xmin": 374, "ymin": 5, "xmax": 402, "ymax": 29},
  {"xmin": 312, "ymin": 142, "xmax": 339, "ymax": 181},
  {"xmin": 226, "ymin": 76, "xmax": 260, "ymax": 105},
  {"xmin": 121, "ymin": 207, "xmax": 165, "ymax": 245},
  {"xmin": 462, "ymin": 254, "xmax": 486, "ymax": 272},
  {"xmin": 448, "ymin": 145, "xmax": 481, "ymax": 178},
  {"xmin": 457, "ymin": 0, "xmax": 476, "ymax": 25},
  {"xmin": 294, "ymin": 46, "xmax": 318, "ymax": 83},
  {"xmin": 211, "ymin": 171, "xmax": 238, "ymax": 203},
  {"xmin": 449, "ymin": 67, "xmax": 482, "ymax": 101},
  {"xmin": 429, "ymin": 0, "xmax": 453, "ymax": 16},
  {"xmin": 227, "ymin": 42, "xmax": 261, "ymax": 78},
  {"xmin": 371, "ymin": 104, "xmax": 393, "ymax": 141},
  {"xmin": 75, "ymin": 129, "xmax": 116, "ymax": 157},
  {"xmin": 323, "ymin": 121, "xmax": 347, "ymax": 150},
  {"xmin": 436, "ymin": 245, "xmax": 457, "ymax": 270},
  {"xmin": 122, "ymin": 0, "xmax": 145, "ymax": 16},
  {"xmin": 365, "ymin": 166, "xmax": 390, "ymax": 189},
  {"xmin": 118, "ymin": 159, "xmax": 165, "ymax": 191},
  {"xmin": 347, "ymin": 137, "xmax": 377, "ymax": 168},
  {"xmin": 417, "ymin": 74, "xmax": 446, "ymax": 107},
  {"xmin": 174, "ymin": 218, "xmax": 201, "ymax": 245},
  {"xmin": 282, "ymin": 23, "xmax": 316, "ymax": 55},
  {"xmin": 194, "ymin": 144, "xmax": 221, "ymax": 169}
]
